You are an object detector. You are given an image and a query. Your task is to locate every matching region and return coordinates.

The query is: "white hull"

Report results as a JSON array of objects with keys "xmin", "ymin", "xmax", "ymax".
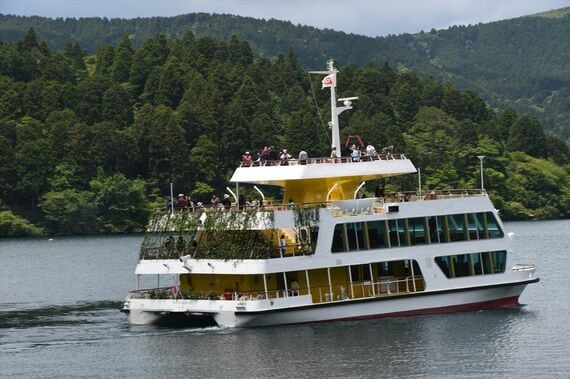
[{"xmin": 125, "ymin": 280, "xmax": 535, "ymax": 328}]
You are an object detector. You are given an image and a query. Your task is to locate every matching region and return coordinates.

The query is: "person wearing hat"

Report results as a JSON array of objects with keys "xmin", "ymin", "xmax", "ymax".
[
  {"xmin": 298, "ymin": 149, "xmax": 308, "ymax": 165},
  {"xmin": 177, "ymin": 193, "xmax": 188, "ymax": 208},
  {"xmin": 279, "ymin": 149, "xmax": 291, "ymax": 165},
  {"xmin": 222, "ymin": 194, "xmax": 232, "ymax": 210},
  {"xmin": 242, "ymin": 151, "xmax": 253, "ymax": 167}
]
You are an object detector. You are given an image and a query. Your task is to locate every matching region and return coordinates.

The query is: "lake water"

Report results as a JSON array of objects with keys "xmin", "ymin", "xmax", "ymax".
[{"xmin": 1, "ymin": 220, "xmax": 569, "ymax": 378}]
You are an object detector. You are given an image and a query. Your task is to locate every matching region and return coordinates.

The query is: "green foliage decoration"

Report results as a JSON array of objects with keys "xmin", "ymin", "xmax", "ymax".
[{"xmin": 140, "ymin": 208, "xmax": 275, "ymax": 260}]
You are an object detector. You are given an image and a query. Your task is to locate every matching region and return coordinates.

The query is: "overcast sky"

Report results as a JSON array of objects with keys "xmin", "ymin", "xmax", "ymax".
[{"xmin": 1, "ymin": 0, "xmax": 570, "ymax": 37}]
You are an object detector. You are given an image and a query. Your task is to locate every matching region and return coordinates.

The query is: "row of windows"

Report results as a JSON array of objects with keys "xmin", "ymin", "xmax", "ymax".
[
  {"xmin": 435, "ymin": 250, "xmax": 507, "ymax": 278},
  {"xmin": 350, "ymin": 260, "xmax": 422, "ymax": 281},
  {"xmin": 331, "ymin": 212, "xmax": 503, "ymax": 253}
]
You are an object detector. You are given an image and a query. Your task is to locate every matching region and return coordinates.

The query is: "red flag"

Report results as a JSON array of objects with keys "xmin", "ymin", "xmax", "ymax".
[{"xmin": 322, "ymin": 74, "xmax": 335, "ymax": 89}]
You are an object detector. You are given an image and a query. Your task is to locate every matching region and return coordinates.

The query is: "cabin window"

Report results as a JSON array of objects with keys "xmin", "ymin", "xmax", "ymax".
[
  {"xmin": 453, "ymin": 254, "xmax": 470, "ymax": 277},
  {"xmin": 436, "ymin": 215, "xmax": 449, "ymax": 243},
  {"xmin": 448, "ymin": 214, "xmax": 467, "ymax": 242},
  {"xmin": 491, "ymin": 250, "xmax": 507, "ymax": 273},
  {"xmin": 435, "ymin": 250, "xmax": 507, "ymax": 278},
  {"xmin": 408, "ymin": 217, "xmax": 428, "ymax": 245},
  {"xmin": 368, "ymin": 220, "xmax": 388, "ymax": 249},
  {"xmin": 331, "ymin": 224, "xmax": 346, "ymax": 252},
  {"xmin": 375, "ymin": 261, "xmax": 393, "ymax": 277},
  {"xmin": 435, "ymin": 256, "xmax": 451, "ymax": 277},
  {"xmin": 346, "ymin": 223, "xmax": 358, "ymax": 251},
  {"xmin": 388, "ymin": 219, "xmax": 407, "ymax": 247},
  {"xmin": 472, "ymin": 253, "xmax": 484, "ymax": 275},
  {"xmin": 350, "ymin": 264, "xmax": 371, "ymax": 282},
  {"xmin": 486, "ymin": 212, "xmax": 504, "ymax": 238},
  {"xmin": 475, "ymin": 213, "xmax": 488, "ymax": 239},
  {"xmin": 330, "ymin": 211, "xmax": 505, "ymax": 254},
  {"xmin": 427, "ymin": 216, "xmax": 438, "ymax": 243},
  {"xmin": 467, "ymin": 213, "xmax": 479, "ymax": 240}
]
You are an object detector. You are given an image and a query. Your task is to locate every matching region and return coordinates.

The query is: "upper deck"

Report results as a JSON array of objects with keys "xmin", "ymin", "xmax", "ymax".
[
  {"xmin": 230, "ymin": 153, "xmax": 416, "ymax": 186},
  {"xmin": 230, "ymin": 153, "xmax": 417, "ymax": 204}
]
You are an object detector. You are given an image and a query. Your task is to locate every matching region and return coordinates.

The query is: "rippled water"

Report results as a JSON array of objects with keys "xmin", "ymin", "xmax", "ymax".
[{"xmin": 1, "ymin": 221, "xmax": 569, "ymax": 378}]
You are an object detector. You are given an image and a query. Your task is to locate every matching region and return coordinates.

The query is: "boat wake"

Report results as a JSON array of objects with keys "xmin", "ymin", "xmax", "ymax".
[{"xmin": 0, "ymin": 300, "xmax": 123, "ymax": 329}]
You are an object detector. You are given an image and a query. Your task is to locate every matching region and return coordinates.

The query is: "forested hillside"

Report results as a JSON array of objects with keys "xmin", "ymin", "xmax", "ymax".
[
  {"xmin": 2, "ymin": 11, "xmax": 570, "ymax": 143},
  {"xmin": 0, "ymin": 30, "xmax": 568, "ymax": 237}
]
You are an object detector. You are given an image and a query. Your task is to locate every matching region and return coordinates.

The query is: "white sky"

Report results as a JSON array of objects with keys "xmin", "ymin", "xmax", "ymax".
[{"xmin": 1, "ymin": 0, "xmax": 569, "ymax": 37}]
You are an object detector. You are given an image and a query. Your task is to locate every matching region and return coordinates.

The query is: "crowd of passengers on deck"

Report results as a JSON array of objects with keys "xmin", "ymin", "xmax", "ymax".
[
  {"xmin": 166, "ymin": 192, "xmax": 263, "ymax": 212},
  {"xmin": 240, "ymin": 143, "xmax": 395, "ymax": 167}
]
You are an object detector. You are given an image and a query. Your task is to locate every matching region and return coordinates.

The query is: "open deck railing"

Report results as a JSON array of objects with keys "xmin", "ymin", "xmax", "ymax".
[
  {"xmin": 160, "ymin": 189, "xmax": 485, "ymax": 214},
  {"xmin": 238, "ymin": 153, "xmax": 408, "ymax": 168},
  {"xmin": 127, "ymin": 276, "xmax": 425, "ymax": 303}
]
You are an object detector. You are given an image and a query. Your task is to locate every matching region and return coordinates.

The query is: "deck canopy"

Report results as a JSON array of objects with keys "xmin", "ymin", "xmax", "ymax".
[{"xmin": 230, "ymin": 157, "xmax": 417, "ymax": 203}]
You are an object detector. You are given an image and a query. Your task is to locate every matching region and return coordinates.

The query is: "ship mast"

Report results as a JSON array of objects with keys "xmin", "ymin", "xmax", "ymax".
[{"xmin": 310, "ymin": 59, "xmax": 358, "ymax": 158}]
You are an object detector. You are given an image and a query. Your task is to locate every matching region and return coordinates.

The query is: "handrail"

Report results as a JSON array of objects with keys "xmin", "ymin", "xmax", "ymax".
[
  {"xmin": 155, "ymin": 189, "xmax": 485, "ymax": 214},
  {"xmin": 128, "ymin": 276, "xmax": 426, "ymax": 302},
  {"xmin": 512, "ymin": 264, "xmax": 536, "ymax": 272},
  {"xmin": 238, "ymin": 153, "xmax": 408, "ymax": 168}
]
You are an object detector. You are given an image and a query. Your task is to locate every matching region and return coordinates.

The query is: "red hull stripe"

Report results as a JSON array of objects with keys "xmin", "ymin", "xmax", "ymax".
[{"xmin": 329, "ymin": 296, "xmax": 521, "ymax": 322}]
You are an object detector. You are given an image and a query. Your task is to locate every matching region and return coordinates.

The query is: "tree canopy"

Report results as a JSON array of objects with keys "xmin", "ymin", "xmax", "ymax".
[{"xmin": 0, "ymin": 30, "xmax": 569, "ymax": 236}]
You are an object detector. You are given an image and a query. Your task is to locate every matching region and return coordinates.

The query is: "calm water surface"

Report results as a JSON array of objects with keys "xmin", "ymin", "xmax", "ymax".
[{"xmin": 1, "ymin": 221, "xmax": 569, "ymax": 378}]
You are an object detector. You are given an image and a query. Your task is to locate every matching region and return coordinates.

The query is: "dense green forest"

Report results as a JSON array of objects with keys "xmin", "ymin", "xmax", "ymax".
[
  {"xmin": 1, "ymin": 10, "xmax": 570, "ymax": 142},
  {"xmin": 0, "ymin": 29, "xmax": 569, "ymax": 237}
]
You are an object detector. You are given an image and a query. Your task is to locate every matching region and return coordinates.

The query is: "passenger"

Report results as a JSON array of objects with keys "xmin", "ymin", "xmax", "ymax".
[
  {"xmin": 290, "ymin": 280, "xmax": 300, "ymax": 296},
  {"xmin": 222, "ymin": 194, "xmax": 232, "ymax": 210},
  {"xmin": 261, "ymin": 146, "xmax": 270, "ymax": 162},
  {"xmin": 280, "ymin": 149, "xmax": 291, "ymax": 165},
  {"xmin": 382, "ymin": 145, "xmax": 394, "ymax": 159},
  {"xmin": 365, "ymin": 144, "xmax": 377, "ymax": 160},
  {"xmin": 298, "ymin": 150, "xmax": 308, "ymax": 165},
  {"xmin": 330, "ymin": 146, "xmax": 337, "ymax": 158},
  {"xmin": 177, "ymin": 193, "xmax": 188, "ymax": 209},
  {"xmin": 350, "ymin": 144, "xmax": 361, "ymax": 162},
  {"xmin": 268, "ymin": 146, "xmax": 279, "ymax": 161},
  {"xmin": 242, "ymin": 151, "xmax": 253, "ymax": 167},
  {"xmin": 375, "ymin": 185, "xmax": 385, "ymax": 199},
  {"xmin": 211, "ymin": 194, "xmax": 221, "ymax": 210},
  {"xmin": 187, "ymin": 195, "xmax": 195, "ymax": 211},
  {"xmin": 279, "ymin": 234, "xmax": 287, "ymax": 257}
]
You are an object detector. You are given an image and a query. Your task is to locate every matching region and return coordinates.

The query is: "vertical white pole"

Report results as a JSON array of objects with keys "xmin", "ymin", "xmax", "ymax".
[
  {"xmin": 170, "ymin": 182, "xmax": 174, "ymax": 214},
  {"xmin": 327, "ymin": 267, "xmax": 333, "ymax": 301},
  {"xmin": 410, "ymin": 259, "xmax": 417, "ymax": 292},
  {"xmin": 305, "ymin": 270, "xmax": 311, "ymax": 298},
  {"xmin": 263, "ymin": 274, "xmax": 268, "ymax": 299},
  {"xmin": 477, "ymin": 155, "xmax": 485, "ymax": 192},
  {"xmin": 283, "ymin": 272, "xmax": 288, "ymax": 297},
  {"xmin": 236, "ymin": 183, "xmax": 240, "ymax": 208},
  {"xmin": 418, "ymin": 168, "xmax": 422, "ymax": 198},
  {"xmin": 348, "ymin": 266, "xmax": 354, "ymax": 299},
  {"xmin": 369, "ymin": 263, "xmax": 375, "ymax": 296}
]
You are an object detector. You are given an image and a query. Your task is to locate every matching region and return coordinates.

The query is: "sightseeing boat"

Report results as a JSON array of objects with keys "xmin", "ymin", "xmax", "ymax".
[{"xmin": 122, "ymin": 60, "xmax": 538, "ymax": 327}]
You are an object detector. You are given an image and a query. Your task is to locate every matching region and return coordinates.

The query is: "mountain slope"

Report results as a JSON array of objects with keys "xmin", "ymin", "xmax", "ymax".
[{"xmin": 1, "ymin": 11, "xmax": 570, "ymax": 141}]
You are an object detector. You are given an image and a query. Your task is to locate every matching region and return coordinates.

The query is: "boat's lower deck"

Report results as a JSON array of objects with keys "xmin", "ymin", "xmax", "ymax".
[{"xmin": 123, "ymin": 276, "xmax": 538, "ymax": 327}]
